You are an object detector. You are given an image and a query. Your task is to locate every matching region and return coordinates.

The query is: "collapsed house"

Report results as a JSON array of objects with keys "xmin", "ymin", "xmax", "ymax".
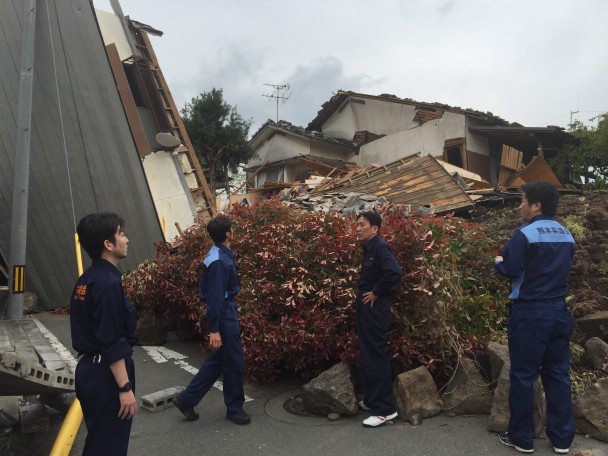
[
  {"xmin": 0, "ymin": 1, "xmax": 213, "ymax": 309},
  {"xmin": 244, "ymin": 91, "xmax": 576, "ymax": 213}
]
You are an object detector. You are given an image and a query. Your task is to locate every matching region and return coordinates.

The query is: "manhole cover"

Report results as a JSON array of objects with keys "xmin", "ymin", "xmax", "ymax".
[{"xmin": 283, "ymin": 395, "xmax": 314, "ymax": 417}]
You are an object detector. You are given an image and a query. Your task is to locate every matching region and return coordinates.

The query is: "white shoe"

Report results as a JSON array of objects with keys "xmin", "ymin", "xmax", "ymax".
[
  {"xmin": 362, "ymin": 412, "xmax": 398, "ymax": 427},
  {"xmin": 553, "ymin": 448, "xmax": 569, "ymax": 454},
  {"xmin": 358, "ymin": 400, "xmax": 371, "ymax": 411}
]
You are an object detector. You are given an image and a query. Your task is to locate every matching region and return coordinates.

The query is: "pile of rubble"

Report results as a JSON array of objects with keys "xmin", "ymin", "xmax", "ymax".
[{"xmin": 278, "ymin": 187, "xmax": 391, "ymax": 216}]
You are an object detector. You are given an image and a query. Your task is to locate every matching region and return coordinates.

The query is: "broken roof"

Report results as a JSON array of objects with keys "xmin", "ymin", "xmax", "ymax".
[
  {"xmin": 307, "ymin": 90, "xmax": 517, "ymax": 132},
  {"xmin": 249, "ymin": 119, "xmax": 358, "ymax": 149},
  {"xmin": 323, "ymin": 153, "xmax": 476, "ymax": 214}
]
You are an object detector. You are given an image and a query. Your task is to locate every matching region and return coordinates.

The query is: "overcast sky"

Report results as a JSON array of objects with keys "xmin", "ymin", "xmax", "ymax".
[{"xmin": 94, "ymin": 0, "xmax": 608, "ymax": 135}]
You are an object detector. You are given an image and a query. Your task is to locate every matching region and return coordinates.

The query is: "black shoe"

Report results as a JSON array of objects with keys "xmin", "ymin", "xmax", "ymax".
[
  {"xmin": 226, "ymin": 411, "xmax": 251, "ymax": 425},
  {"xmin": 499, "ymin": 432, "xmax": 534, "ymax": 453},
  {"xmin": 173, "ymin": 395, "xmax": 199, "ymax": 421}
]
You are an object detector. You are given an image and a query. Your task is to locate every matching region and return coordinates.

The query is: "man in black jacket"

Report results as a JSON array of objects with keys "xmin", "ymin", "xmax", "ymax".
[{"xmin": 354, "ymin": 212, "xmax": 402, "ymax": 427}]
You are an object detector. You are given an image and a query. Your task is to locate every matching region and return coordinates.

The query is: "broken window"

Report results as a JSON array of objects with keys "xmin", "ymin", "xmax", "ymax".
[
  {"xmin": 256, "ymin": 167, "xmax": 284, "ymax": 186},
  {"xmin": 443, "ymin": 138, "xmax": 468, "ymax": 169}
]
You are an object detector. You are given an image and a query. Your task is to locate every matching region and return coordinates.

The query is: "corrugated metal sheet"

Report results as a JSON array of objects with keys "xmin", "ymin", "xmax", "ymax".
[
  {"xmin": 326, "ymin": 154, "xmax": 475, "ymax": 214},
  {"xmin": 0, "ymin": 0, "xmax": 163, "ymax": 309}
]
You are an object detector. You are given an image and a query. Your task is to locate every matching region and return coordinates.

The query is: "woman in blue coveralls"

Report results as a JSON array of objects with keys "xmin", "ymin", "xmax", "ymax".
[
  {"xmin": 173, "ymin": 215, "xmax": 250, "ymax": 425},
  {"xmin": 70, "ymin": 213, "xmax": 138, "ymax": 456}
]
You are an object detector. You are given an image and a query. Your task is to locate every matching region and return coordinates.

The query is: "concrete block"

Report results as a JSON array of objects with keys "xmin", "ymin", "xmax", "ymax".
[
  {"xmin": 141, "ymin": 386, "xmax": 185, "ymax": 412},
  {"xmin": 0, "ymin": 352, "xmax": 75, "ymax": 395},
  {"xmin": 19, "ymin": 403, "xmax": 49, "ymax": 434},
  {"xmin": 0, "ymin": 396, "xmax": 21, "ymax": 426},
  {"xmin": 43, "ymin": 360, "xmax": 68, "ymax": 371}
]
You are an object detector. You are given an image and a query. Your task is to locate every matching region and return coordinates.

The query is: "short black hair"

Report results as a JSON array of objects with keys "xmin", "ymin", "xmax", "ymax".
[
  {"xmin": 358, "ymin": 211, "xmax": 382, "ymax": 231},
  {"xmin": 207, "ymin": 215, "xmax": 232, "ymax": 244},
  {"xmin": 521, "ymin": 182, "xmax": 559, "ymax": 217},
  {"xmin": 77, "ymin": 213, "xmax": 125, "ymax": 260}
]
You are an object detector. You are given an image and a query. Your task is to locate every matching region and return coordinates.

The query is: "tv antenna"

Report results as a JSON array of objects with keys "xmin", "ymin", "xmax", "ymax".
[{"xmin": 262, "ymin": 83, "xmax": 291, "ymax": 123}]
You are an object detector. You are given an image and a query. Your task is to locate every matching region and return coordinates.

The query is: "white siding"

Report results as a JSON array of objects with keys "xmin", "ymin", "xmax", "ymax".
[{"xmin": 142, "ymin": 152, "xmax": 196, "ymax": 241}]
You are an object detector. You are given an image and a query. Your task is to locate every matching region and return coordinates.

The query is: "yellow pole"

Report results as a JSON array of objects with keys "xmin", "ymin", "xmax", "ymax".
[
  {"xmin": 49, "ymin": 233, "xmax": 84, "ymax": 455},
  {"xmin": 49, "ymin": 398, "xmax": 83, "ymax": 455}
]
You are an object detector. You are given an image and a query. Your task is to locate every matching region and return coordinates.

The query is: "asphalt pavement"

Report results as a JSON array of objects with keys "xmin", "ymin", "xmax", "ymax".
[{"xmin": 33, "ymin": 312, "xmax": 608, "ymax": 456}]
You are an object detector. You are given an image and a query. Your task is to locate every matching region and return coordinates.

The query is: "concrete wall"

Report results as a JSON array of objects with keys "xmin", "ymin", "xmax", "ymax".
[
  {"xmin": 141, "ymin": 152, "xmax": 196, "ymax": 242},
  {"xmin": 358, "ymin": 112, "xmax": 466, "ymax": 166},
  {"xmin": 321, "ymin": 97, "xmax": 419, "ymax": 140},
  {"xmin": 248, "ymin": 133, "xmax": 310, "ymax": 167}
]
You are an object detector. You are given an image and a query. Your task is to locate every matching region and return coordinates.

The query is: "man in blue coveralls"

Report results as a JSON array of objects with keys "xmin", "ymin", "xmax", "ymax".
[
  {"xmin": 70, "ymin": 213, "xmax": 138, "ymax": 456},
  {"xmin": 495, "ymin": 182, "xmax": 575, "ymax": 454},
  {"xmin": 355, "ymin": 212, "xmax": 403, "ymax": 427},
  {"xmin": 173, "ymin": 215, "xmax": 250, "ymax": 425}
]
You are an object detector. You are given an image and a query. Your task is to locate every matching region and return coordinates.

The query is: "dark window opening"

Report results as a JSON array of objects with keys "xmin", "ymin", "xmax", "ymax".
[
  {"xmin": 446, "ymin": 147, "xmax": 464, "ymax": 168},
  {"xmin": 123, "ymin": 63, "xmax": 146, "ymax": 107}
]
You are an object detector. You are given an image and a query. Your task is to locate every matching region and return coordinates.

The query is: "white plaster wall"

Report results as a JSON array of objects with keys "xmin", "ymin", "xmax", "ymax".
[
  {"xmin": 95, "ymin": 9, "xmax": 133, "ymax": 61},
  {"xmin": 142, "ymin": 151, "xmax": 196, "ymax": 242},
  {"xmin": 465, "ymin": 118, "xmax": 490, "ymax": 156},
  {"xmin": 321, "ymin": 98, "xmax": 419, "ymax": 140},
  {"xmin": 319, "ymin": 102, "xmax": 356, "ymax": 139},
  {"xmin": 350, "ymin": 98, "xmax": 418, "ymax": 136},
  {"xmin": 358, "ymin": 112, "xmax": 466, "ymax": 165},
  {"xmin": 248, "ymin": 134, "xmax": 310, "ymax": 167}
]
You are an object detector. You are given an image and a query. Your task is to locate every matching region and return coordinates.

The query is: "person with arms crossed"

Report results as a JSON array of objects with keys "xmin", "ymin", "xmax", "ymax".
[
  {"xmin": 495, "ymin": 182, "xmax": 575, "ymax": 454},
  {"xmin": 70, "ymin": 213, "xmax": 138, "ymax": 456},
  {"xmin": 173, "ymin": 215, "xmax": 250, "ymax": 425},
  {"xmin": 354, "ymin": 212, "xmax": 403, "ymax": 427}
]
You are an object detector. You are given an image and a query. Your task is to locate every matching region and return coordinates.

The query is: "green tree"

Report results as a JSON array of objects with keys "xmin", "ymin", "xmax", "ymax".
[
  {"xmin": 558, "ymin": 114, "xmax": 608, "ymax": 185},
  {"xmin": 181, "ymin": 88, "xmax": 254, "ymax": 195}
]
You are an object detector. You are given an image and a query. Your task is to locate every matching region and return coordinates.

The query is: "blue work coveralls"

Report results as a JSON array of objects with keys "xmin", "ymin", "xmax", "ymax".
[
  {"xmin": 70, "ymin": 259, "xmax": 138, "ymax": 456},
  {"xmin": 356, "ymin": 235, "xmax": 403, "ymax": 416},
  {"xmin": 178, "ymin": 244, "xmax": 245, "ymax": 414},
  {"xmin": 495, "ymin": 214, "xmax": 575, "ymax": 450}
]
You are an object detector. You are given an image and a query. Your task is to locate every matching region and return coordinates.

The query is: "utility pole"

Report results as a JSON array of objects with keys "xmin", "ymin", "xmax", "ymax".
[
  {"xmin": 6, "ymin": 0, "xmax": 37, "ymax": 320},
  {"xmin": 262, "ymin": 83, "xmax": 291, "ymax": 123}
]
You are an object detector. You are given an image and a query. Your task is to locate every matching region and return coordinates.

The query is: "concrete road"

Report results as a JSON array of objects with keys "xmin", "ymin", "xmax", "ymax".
[{"xmin": 32, "ymin": 312, "xmax": 608, "ymax": 456}]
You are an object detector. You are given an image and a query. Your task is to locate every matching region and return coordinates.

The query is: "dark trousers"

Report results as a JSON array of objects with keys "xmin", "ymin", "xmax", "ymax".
[
  {"xmin": 179, "ymin": 301, "xmax": 245, "ymax": 414},
  {"xmin": 356, "ymin": 294, "xmax": 395, "ymax": 416},
  {"xmin": 76, "ymin": 355, "xmax": 135, "ymax": 456},
  {"xmin": 507, "ymin": 302, "xmax": 574, "ymax": 450}
]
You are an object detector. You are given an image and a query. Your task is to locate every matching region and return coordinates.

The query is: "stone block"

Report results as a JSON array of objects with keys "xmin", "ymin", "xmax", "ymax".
[
  {"xmin": 585, "ymin": 337, "xmax": 608, "ymax": 370},
  {"xmin": 19, "ymin": 403, "xmax": 49, "ymax": 434},
  {"xmin": 141, "ymin": 386, "xmax": 185, "ymax": 412},
  {"xmin": 577, "ymin": 311, "xmax": 608, "ymax": 342},
  {"xmin": 393, "ymin": 366, "xmax": 442, "ymax": 421},
  {"xmin": 573, "ymin": 378, "xmax": 608, "ymax": 442},
  {"xmin": 487, "ymin": 363, "xmax": 546, "ymax": 437},
  {"xmin": 0, "ymin": 396, "xmax": 21, "ymax": 427},
  {"xmin": 302, "ymin": 362, "xmax": 357, "ymax": 416},
  {"xmin": 441, "ymin": 358, "xmax": 493, "ymax": 415}
]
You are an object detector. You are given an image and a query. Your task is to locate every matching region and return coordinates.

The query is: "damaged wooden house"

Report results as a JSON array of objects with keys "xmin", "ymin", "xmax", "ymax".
[{"xmin": 245, "ymin": 91, "xmax": 576, "ymax": 213}]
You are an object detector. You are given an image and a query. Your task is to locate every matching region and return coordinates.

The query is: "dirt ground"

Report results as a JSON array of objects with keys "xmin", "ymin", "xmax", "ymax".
[{"xmin": 473, "ymin": 191, "xmax": 608, "ymax": 327}]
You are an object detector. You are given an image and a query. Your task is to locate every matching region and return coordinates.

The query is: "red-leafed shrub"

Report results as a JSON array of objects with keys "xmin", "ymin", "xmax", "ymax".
[{"xmin": 123, "ymin": 199, "xmax": 508, "ymax": 384}]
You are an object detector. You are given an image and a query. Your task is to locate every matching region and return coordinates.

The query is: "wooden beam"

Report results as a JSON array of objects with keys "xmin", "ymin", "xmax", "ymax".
[{"xmin": 231, "ymin": 161, "xmax": 269, "ymax": 195}]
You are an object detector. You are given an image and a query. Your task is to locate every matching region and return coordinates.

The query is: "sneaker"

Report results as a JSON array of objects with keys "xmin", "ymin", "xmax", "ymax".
[
  {"xmin": 226, "ymin": 411, "xmax": 251, "ymax": 425},
  {"xmin": 362, "ymin": 412, "xmax": 398, "ymax": 427},
  {"xmin": 173, "ymin": 395, "xmax": 199, "ymax": 421},
  {"xmin": 358, "ymin": 400, "xmax": 371, "ymax": 411},
  {"xmin": 553, "ymin": 447, "xmax": 569, "ymax": 454},
  {"xmin": 499, "ymin": 432, "xmax": 534, "ymax": 453}
]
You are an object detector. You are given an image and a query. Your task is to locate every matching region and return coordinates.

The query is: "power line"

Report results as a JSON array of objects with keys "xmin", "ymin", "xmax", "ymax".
[{"xmin": 262, "ymin": 83, "xmax": 291, "ymax": 123}]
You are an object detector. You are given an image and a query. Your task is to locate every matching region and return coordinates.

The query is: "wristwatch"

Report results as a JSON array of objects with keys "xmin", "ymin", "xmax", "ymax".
[{"xmin": 118, "ymin": 381, "xmax": 132, "ymax": 393}]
